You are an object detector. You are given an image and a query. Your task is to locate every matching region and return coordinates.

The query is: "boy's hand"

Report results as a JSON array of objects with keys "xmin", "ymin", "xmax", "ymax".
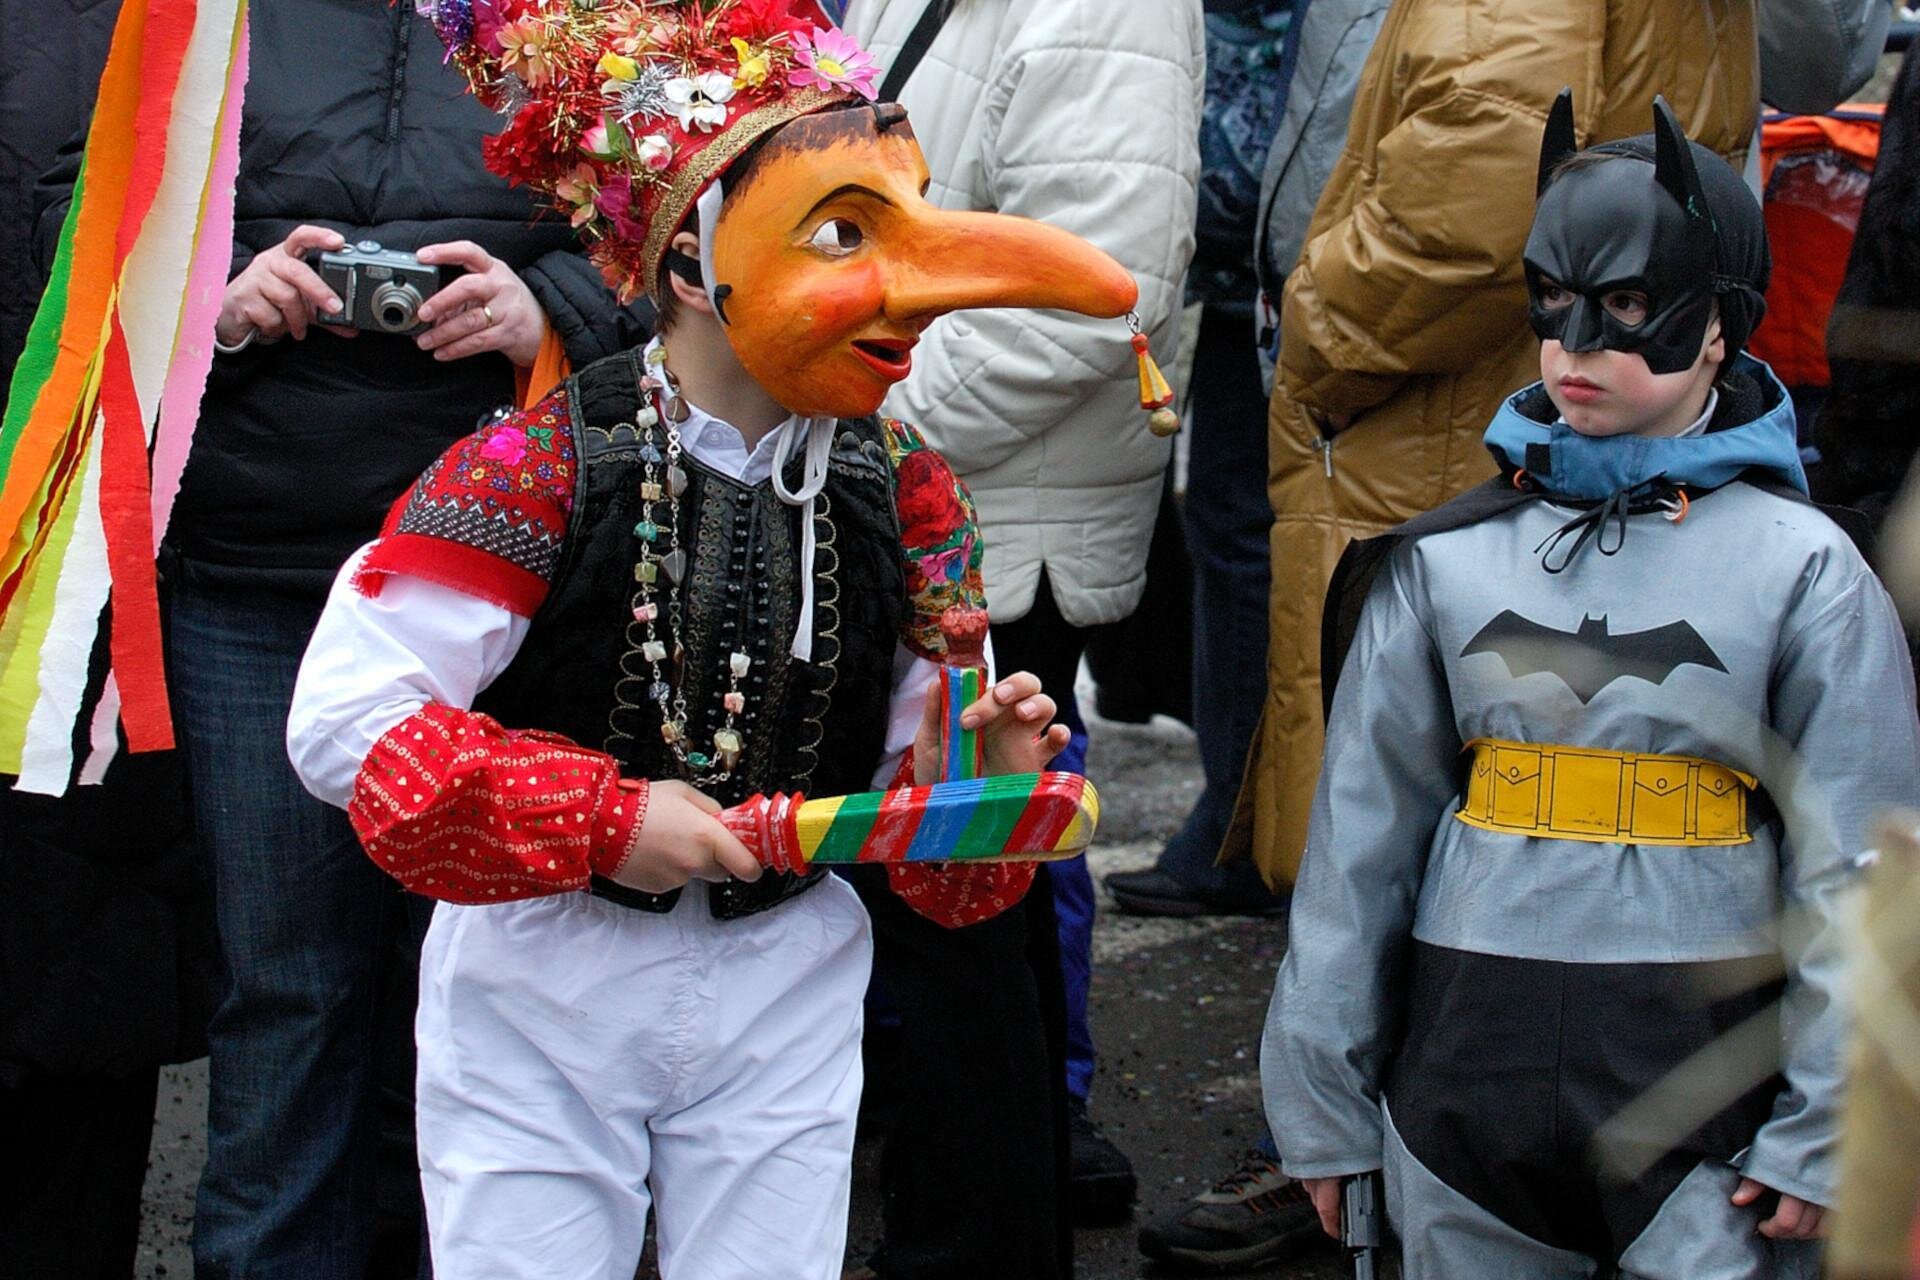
[
  {"xmin": 1301, "ymin": 1176, "xmax": 1343, "ymax": 1239},
  {"xmin": 1731, "ymin": 1177, "xmax": 1827, "ymax": 1239},
  {"xmin": 610, "ymin": 780, "xmax": 762, "ymax": 894},
  {"xmin": 912, "ymin": 671, "xmax": 1070, "ymax": 783}
]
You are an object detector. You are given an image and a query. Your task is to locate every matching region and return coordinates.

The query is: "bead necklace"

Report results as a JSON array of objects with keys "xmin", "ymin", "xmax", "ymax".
[{"xmin": 626, "ymin": 342, "xmax": 751, "ymax": 780}]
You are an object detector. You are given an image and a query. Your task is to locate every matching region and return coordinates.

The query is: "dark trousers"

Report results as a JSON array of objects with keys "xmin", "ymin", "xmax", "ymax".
[
  {"xmin": 0, "ymin": 1066, "xmax": 158, "ymax": 1279},
  {"xmin": 1157, "ymin": 308, "xmax": 1279, "ymax": 895},
  {"xmin": 852, "ymin": 575, "xmax": 1082, "ymax": 1280},
  {"xmin": 168, "ymin": 567, "xmax": 429, "ymax": 1280}
]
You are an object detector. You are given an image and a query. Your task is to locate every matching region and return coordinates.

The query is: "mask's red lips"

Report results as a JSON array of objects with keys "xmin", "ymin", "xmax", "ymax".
[{"xmin": 851, "ymin": 336, "xmax": 916, "ymax": 381}]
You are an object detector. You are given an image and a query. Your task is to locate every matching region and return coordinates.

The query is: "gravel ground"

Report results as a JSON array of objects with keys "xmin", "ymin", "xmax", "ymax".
[{"xmin": 134, "ymin": 700, "xmax": 1364, "ymax": 1279}]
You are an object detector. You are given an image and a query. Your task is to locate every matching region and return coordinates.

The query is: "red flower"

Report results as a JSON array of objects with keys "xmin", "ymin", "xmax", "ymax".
[
  {"xmin": 895, "ymin": 449, "xmax": 968, "ymax": 550},
  {"xmin": 716, "ymin": 0, "xmax": 812, "ymax": 43},
  {"xmin": 482, "ymin": 98, "xmax": 573, "ymax": 188}
]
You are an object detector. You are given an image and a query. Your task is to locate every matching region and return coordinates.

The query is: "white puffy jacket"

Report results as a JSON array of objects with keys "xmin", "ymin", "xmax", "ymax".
[{"xmin": 843, "ymin": 0, "xmax": 1204, "ymax": 627}]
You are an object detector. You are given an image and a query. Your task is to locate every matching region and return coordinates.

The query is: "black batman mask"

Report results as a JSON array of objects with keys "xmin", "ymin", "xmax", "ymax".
[{"xmin": 1523, "ymin": 93, "xmax": 1770, "ymax": 376}]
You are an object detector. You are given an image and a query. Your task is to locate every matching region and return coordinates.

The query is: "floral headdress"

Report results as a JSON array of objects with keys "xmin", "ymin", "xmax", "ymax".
[{"xmin": 421, "ymin": 0, "xmax": 882, "ymax": 300}]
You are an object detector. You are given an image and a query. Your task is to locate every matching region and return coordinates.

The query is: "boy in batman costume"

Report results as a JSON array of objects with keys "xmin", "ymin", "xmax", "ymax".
[{"xmin": 1260, "ymin": 94, "xmax": 1920, "ymax": 1279}]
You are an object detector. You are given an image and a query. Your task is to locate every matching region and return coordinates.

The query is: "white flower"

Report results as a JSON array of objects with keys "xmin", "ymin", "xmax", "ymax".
[
  {"xmin": 663, "ymin": 72, "xmax": 736, "ymax": 133},
  {"xmin": 636, "ymin": 134, "xmax": 673, "ymax": 171}
]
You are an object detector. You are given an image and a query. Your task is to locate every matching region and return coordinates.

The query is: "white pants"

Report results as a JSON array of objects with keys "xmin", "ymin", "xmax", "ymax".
[{"xmin": 415, "ymin": 877, "xmax": 872, "ymax": 1280}]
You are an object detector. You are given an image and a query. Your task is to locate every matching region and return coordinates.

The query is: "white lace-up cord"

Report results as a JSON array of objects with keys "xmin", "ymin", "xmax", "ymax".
[{"xmin": 773, "ymin": 415, "xmax": 835, "ymax": 661}]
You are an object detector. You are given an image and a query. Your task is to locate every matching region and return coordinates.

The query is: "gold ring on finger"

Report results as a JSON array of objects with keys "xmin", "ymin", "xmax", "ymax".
[{"xmin": 482, "ymin": 302, "xmax": 496, "ymax": 327}]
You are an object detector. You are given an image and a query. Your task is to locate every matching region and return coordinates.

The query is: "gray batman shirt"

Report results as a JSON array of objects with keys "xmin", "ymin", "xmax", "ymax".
[{"xmin": 1262, "ymin": 480, "xmax": 1919, "ymax": 1203}]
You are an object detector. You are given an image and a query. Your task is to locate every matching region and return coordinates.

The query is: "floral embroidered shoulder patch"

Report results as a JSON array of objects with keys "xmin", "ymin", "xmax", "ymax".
[
  {"xmin": 884, "ymin": 417, "xmax": 987, "ymax": 661},
  {"xmin": 352, "ymin": 391, "xmax": 579, "ymax": 618}
]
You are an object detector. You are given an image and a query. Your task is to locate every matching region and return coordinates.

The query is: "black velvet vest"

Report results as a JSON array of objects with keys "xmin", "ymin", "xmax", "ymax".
[{"xmin": 475, "ymin": 349, "xmax": 909, "ymax": 915}]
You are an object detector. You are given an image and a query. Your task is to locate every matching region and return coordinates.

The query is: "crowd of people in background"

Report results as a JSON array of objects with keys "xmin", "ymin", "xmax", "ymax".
[{"xmin": 3, "ymin": 0, "xmax": 1919, "ymax": 1278}]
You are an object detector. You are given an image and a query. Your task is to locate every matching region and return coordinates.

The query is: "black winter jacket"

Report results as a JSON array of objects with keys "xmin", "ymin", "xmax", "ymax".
[
  {"xmin": 1811, "ymin": 44, "xmax": 1920, "ymax": 546},
  {"xmin": 33, "ymin": 0, "xmax": 652, "ymax": 589}
]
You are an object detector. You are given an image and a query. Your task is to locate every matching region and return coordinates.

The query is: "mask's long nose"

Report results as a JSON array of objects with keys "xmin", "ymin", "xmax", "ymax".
[{"xmin": 881, "ymin": 208, "xmax": 1138, "ymax": 321}]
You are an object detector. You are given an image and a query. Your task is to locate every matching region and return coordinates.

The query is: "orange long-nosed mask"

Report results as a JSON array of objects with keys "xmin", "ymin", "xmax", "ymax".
[{"xmin": 707, "ymin": 105, "xmax": 1139, "ymax": 420}]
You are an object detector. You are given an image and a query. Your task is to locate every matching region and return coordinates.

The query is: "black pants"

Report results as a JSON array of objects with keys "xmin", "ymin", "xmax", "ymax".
[
  {"xmin": 0, "ymin": 1066, "xmax": 159, "ymax": 1280},
  {"xmin": 852, "ymin": 575, "xmax": 1081, "ymax": 1280}
]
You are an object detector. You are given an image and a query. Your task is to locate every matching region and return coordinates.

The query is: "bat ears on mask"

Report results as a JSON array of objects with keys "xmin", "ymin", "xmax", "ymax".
[
  {"xmin": 1537, "ymin": 88, "xmax": 1578, "ymax": 195},
  {"xmin": 1650, "ymin": 95, "xmax": 1715, "ymax": 236},
  {"xmin": 1536, "ymin": 89, "xmax": 1714, "ymax": 236}
]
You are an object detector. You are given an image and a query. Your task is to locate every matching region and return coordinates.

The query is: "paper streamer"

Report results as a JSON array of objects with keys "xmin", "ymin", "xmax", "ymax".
[
  {"xmin": 152, "ymin": 4, "xmax": 248, "ymax": 543},
  {"xmin": 0, "ymin": 0, "xmax": 250, "ymax": 792},
  {"xmin": 17, "ymin": 430, "xmax": 110, "ymax": 792}
]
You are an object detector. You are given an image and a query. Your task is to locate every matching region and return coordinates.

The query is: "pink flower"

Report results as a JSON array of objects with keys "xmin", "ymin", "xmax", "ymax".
[
  {"xmin": 496, "ymin": 15, "xmax": 557, "ymax": 88},
  {"xmin": 579, "ymin": 122, "xmax": 616, "ymax": 158},
  {"xmin": 788, "ymin": 26, "xmax": 880, "ymax": 101},
  {"xmin": 554, "ymin": 164, "xmax": 600, "ymax": 229},
  {"xmin": 480, "ymin": 426, "xmax": 528, "ymax": 466},
  {"xmin": 594, "ymin": 175, "xmax": 647, "ymax": 241},
  {"xmin": 470, "ymin": 0, "xmax": 509, "ymax": 52}
]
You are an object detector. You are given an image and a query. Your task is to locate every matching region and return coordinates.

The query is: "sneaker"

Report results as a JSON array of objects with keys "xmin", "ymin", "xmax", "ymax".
[
  {"xmin": 1137, "ymin": 1150, "xmax": 1331, "ymax": 1274},
  {"xmin": 1104, "ymin": 868, "xmax": 1288, "ymax": 919},
  {"xmin": 1068, "ymin": 1096, "xmax": 1137, "ymax": 1224}
]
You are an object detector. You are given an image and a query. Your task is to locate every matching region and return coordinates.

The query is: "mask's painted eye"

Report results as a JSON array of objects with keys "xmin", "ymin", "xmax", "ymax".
[
  {"xmin": 1535, "ymin": 278, "xmax": 1574, "ymax": 310},
  {"xmin": 1601, "ymin": 290, "xmax": 1650, "ymax": 327},
  {"xmin": 808, "ymin": 218, "xmax": 864, "ymax": 256}
]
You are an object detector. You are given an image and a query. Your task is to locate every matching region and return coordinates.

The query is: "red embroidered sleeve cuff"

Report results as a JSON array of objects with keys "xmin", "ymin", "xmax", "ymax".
[
  {"xmin": 348, "ymin": 703, "xmax": 648, "ymax": 904},
  {"xmin": 881, "ymin": 745, "xmax": 1038, "ymax": 928}
]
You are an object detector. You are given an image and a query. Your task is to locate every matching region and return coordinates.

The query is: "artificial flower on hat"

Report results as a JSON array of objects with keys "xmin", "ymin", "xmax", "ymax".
[{"xmin": 420, "ymin": 0, "xmax": 881, "ymax": 300}]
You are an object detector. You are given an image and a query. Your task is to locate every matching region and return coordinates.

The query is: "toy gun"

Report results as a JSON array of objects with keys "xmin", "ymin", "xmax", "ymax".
[
  {"xmin": 718, "ymin": 770, "xmax": 1098, "ymax": 873},
  {"xmin": 1341, "ymin": 1172, "xmax": 1384, "ymax": 1279}
]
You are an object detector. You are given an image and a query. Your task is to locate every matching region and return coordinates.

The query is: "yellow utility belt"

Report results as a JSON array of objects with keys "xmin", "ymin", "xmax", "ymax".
[{"xmin": 1457, "ymin": 738, "xmax": 1755, "ymax": 846}]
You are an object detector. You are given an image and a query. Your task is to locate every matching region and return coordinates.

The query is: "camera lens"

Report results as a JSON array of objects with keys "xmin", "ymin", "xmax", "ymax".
[{"xmin": 369, "ymin": 281, "xmax": 425, "ymax": 332}]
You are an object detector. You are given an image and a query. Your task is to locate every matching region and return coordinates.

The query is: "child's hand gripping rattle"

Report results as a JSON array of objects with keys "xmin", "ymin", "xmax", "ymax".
[
  {"xmin": 720, "ymin": 605, "xmax": 1098, "ymax": 873},
  {"xmin": 717, "ymin": 771, "xmax": 1100, "ymax": 875}
]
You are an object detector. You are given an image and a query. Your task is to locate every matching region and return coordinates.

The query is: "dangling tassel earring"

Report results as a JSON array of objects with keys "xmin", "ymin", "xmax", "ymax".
[{"xmin": 1129, "ymin": 313, "xmax": 1179, "ymax": 437}]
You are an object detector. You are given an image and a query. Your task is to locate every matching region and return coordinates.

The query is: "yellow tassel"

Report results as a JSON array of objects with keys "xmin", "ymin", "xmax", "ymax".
[{"xmin": 1133, "ymin": 333, "xmax": 1174, "ymax": 410}]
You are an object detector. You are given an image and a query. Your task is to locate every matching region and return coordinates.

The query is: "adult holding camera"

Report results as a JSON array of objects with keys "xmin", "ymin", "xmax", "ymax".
[
  {"xmin": 33, "ymin": 3, "xmax": 648, "ymax": 1276},
  {"xmin": 214, "ymin": 228, "xmax": 556, "ymax": 369}
]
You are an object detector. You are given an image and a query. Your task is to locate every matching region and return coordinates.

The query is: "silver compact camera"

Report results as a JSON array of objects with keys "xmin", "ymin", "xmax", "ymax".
[{"xmin": 307, "ymin": 240, "xmax": 455, "ymax": 335}]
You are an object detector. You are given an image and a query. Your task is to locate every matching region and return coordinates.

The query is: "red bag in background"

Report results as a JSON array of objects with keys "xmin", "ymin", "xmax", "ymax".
[{"xmin": 1748, "ymin": 106, "xmax": 1884, "ymax": 389}]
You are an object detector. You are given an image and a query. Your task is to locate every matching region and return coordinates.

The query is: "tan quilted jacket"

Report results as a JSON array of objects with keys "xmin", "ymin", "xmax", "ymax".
[{"xmin": 1231, "ymin": 0, "xmax": 1760, "ymax": 886}]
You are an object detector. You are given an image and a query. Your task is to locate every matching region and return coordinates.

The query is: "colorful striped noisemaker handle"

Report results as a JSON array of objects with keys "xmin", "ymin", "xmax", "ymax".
[{"xmin": 718, "ymin": 771, "xmax": 1099, "ymax": 874}]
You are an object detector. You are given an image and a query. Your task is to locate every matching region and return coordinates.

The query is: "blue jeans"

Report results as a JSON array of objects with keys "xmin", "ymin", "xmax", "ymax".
[
  {"xmin": 1158, "ymin": 309, "xmax": 1280, "ymax": 897},
  {"xmin": 169, "ymin": 567, "xmax": 425, "ymax": 1280},
  {"xmin": 1047, "ymin": 699, "xmax": 1096, "ymax": 1103}
]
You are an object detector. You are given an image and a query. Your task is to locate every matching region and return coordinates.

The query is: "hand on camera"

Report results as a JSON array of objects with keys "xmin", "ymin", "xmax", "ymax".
[
  {"xmin": 215, "ymin": 225, "xmax": 357, "ymax": 348},
  {"xmin": 608, "ymin": 780, "xmax": 763, "ymax": 895},
  {"xmin": 414, "ymin": 241, "xmax": 550, "ymax": 368},
  {"xmin": 911, "ymin": 670, "xmax": 1070, "ymax": 785}
]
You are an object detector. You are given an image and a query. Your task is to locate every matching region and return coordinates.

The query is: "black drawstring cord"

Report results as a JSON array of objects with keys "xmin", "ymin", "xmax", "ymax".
[{"xmin": 1533, "ymin": 476, "xmax": 1681, "ymax": 574}]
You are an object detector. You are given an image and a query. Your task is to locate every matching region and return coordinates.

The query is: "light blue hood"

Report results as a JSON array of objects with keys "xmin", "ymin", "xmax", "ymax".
[{"xmin": 1482, "ymin": 355, "xmax": 1807, "ymax": 499}]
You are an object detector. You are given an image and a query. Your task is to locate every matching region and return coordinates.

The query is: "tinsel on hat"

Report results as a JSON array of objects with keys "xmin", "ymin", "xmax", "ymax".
[{"xmin": 420, "ymin": 0, "xmax": 881, "ymax": 299}]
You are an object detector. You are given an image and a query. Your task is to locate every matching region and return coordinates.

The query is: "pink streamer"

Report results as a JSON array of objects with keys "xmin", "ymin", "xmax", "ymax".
[{"xmin": 150, "ymin": 7, "xmax": 247, "ymax": 544}]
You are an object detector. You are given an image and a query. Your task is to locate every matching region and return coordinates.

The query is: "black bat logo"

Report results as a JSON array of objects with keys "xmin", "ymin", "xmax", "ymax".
[{"xmin": 1461, "ymin": 610, "xmax": 1726, "ymax": 704}]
